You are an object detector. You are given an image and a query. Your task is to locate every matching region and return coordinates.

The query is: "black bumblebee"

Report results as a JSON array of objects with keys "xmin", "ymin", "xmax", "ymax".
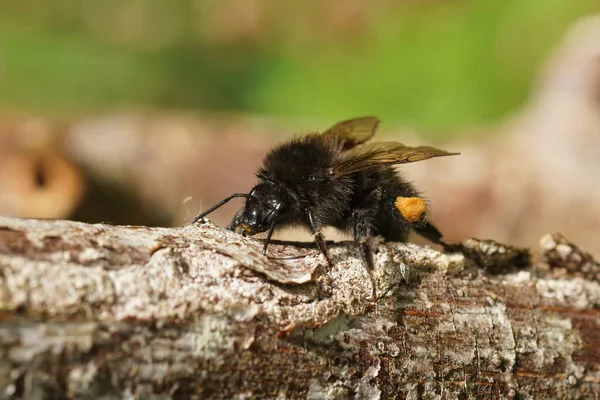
[{"xmin": 193, "ymin": 117, "xmax": 458, "ymax": 287}]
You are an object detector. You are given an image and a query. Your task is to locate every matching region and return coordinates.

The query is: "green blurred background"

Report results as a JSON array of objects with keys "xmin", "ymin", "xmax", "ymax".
[{"xmin": 2, "ymin": 0, "xmax": 599, "ymax": 134}]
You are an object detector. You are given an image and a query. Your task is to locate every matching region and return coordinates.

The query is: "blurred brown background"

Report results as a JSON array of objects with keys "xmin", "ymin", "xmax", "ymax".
[{"xmin": 1, "ymin": 1, "xmax": 599, "ymax": 257}]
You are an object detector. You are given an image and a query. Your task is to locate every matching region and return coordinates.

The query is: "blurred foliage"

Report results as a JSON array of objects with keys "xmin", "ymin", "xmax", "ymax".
[{"xmin": 1, "ymin": 0, "xmax": 599, "ymax": 132}]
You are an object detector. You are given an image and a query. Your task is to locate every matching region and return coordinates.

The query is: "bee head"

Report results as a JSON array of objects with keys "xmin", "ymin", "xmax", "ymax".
[{"xmin": 240, "ymin": 183, "xmax": 286, "ymax": 236}]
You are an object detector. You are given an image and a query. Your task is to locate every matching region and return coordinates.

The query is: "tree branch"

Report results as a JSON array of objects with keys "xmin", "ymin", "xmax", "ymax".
[{"xmin": 0, "ymin": 216, "xmax": 598, "ymax": 399}]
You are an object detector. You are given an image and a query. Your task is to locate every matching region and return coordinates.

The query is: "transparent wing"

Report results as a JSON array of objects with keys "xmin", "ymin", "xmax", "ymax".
[
  {"xmin": 321, "ymin": 116, "xmax": 381, "ymax": 150},
  {"xmin": 331, "ymin": 141, "xmax": 460, "ymax": 177}
]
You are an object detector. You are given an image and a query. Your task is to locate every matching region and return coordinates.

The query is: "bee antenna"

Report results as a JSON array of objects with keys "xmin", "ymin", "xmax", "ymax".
[{"xmin": 191, "ymin": 193, "xmax": 250, "ymax": 223}]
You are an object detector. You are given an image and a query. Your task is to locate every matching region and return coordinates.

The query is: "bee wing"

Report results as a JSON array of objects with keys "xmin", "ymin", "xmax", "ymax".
[
  {"xmin": 331, "ymin": 141, "xmax": 460, "ymax": 177},
  {"xmin": 321, "ymin": 117, "xmax": 381, "ymax": 150}
]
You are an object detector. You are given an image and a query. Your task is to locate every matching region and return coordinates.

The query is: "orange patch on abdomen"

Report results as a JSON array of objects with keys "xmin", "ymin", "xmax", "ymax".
[{"xmin": 395, "ymin": 196, "xmax": 427, "ymax": 223}]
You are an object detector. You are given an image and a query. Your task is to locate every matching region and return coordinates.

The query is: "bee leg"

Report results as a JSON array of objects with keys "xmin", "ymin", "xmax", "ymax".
[
  {"xmin": 357, "ymin": 238, "xmax": 377, "ymax": 301},
  {"xmin": 226, "ymin": 208, "xmax": 245, "ymax": 231},
  {"xmin": 413, "ymin": 221, "xmax": 443, "ymax": 244},
  {"xmin": 307, "ymin": 210, "xmax": 333, "ymax": 267},
  {"xmin": 352, "ymin": 211, "xmax": 378, "ymax": 301},
  {"xmin": 414, "ymin": 221, "xmax": 459, "ymax": 252},
  {"xmin": 314, "ymin": 232, "xmax": 333, "ymax": 267}
]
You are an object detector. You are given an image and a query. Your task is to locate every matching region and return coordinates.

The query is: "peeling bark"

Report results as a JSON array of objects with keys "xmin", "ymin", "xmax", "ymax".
[{"xmin": 0, "ymin": 216, "xmax": 599, "ymax": 399}]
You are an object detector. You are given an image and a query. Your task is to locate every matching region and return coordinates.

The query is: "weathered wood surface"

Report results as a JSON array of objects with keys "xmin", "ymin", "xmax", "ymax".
[{"xmin": 0, "ymin": 216, "xmax": 599, "ymax": 399}]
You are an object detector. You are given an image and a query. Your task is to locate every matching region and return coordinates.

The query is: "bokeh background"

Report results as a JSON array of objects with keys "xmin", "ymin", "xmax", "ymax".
[{"xmin": 1, "ymin": 1, "xmax": 600, "ymax": 257}]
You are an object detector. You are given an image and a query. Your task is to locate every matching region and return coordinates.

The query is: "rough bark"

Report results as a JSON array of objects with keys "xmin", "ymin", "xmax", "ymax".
[{"xmin": 0, "ymin": 216, "xmax": 599, "ymax": 399}]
